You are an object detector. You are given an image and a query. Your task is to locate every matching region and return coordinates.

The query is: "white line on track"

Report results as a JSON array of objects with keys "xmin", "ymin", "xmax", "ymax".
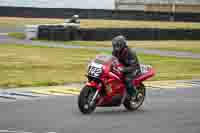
[
  {"xmin": 0, "ymin": 130, "xmax": 56, "ymax": 133},
  {"xmin": 0, "ymin": 33, "xmax": 8, "ymax": 35},
  {"xmin": 0, "ymin": 130, "xmax": 31, "ymax": 133}
]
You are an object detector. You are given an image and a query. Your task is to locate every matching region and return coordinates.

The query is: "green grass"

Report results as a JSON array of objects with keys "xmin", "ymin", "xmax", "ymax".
[
  {"xmin": 139, "ymin": 54, "xmax": 200, "ymax": 81},
  {"xmin": 128, "ymin": 41, "xmax": 200, "ymax": 54},
  {"xmin": 0, "ymin": 44, "xmax": 200, "ymax": 88},
  {"xmin": 1, "ymin": 17, "xmax": 200, "ymax": 29},
  {"xmin": 0, "ymin": 44, "xmax": 99, "ymax": 88},
  {"xmin": 8, "ymin": 32, "xmax": 26, "ymax": 40}
]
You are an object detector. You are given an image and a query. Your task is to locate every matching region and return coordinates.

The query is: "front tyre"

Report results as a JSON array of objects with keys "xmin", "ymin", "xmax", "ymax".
[
  {"xmin": 123, "ymin": 83, "xmax": 146, "ymax": 111},
  {"xmin": 78, "ymin": 86, "xmax": 97, "ymax": 114}
]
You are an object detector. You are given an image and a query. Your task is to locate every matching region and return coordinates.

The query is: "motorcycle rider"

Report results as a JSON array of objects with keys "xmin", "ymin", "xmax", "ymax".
[
  {"xmin": 112, "ymin": 35, "xmax": 141, "ymax": 98},
  {"xmin": 68, "ymin": 14, "xmax": 80, "ymax": 24}
]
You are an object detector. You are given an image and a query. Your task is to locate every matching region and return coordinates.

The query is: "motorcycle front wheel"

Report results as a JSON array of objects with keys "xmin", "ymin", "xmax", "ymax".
[
  {"xmin": 123, "ymin": 83, "xmax": 146, "ymax": 111},
  {"xmin": 78, "ymin": 86, "xmax": 97, "ymax": 114}
]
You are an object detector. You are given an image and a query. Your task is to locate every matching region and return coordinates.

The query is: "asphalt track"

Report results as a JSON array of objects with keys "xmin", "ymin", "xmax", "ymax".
[
  {"xmin": 0, "ymin": 81, "xmax": 199, "ymax": 133},
  {"xmin": 1, "ymin": 34, "xmax": 200, "ymax": 59},
  {"xmin": 0, "ymin": 86, "xmax": 199, "ymax": 133}
]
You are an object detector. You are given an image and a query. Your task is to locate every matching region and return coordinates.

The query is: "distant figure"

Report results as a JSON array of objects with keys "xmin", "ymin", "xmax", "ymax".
[
  {"xmin": 68, "ymin": 15, "xmax": 80, "ymax": 24},
  {"xmin": 64, "ymin": 14, "xmax": 80, "ymax": 29}
]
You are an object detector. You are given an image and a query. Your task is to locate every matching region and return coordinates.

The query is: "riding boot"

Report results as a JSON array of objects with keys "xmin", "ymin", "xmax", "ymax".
[{"xmin": 125, "ymin": 77, "xmax": 137, "ymax": 97}]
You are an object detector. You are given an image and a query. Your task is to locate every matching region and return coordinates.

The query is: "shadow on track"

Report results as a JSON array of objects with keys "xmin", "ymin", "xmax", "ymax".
[{"xmin": 74, "ymin": 107, "xmax": 152, "ymax": 116}]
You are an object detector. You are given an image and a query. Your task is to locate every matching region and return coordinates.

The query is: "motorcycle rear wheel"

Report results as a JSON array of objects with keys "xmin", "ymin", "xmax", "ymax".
[
  {"xmin": 123, "ymin": 83, "xmax": 146, "ymax": 111},
  {"xmin": 78, "ymin": 86, "xmax": 97, "ymax": 114}
]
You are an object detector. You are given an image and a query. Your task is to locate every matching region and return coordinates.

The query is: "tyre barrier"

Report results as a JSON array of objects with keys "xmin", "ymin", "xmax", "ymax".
[
  {"xmin": 37, "ymin": 27, "xmax": 200, "ymax": 41},
  {"xmin": 80, "ymin": 28, "xmax": 200, "ymax": 40},
  {"xmin": 37, "ymin": 25, "xmax": 81, "ymax": 41}
]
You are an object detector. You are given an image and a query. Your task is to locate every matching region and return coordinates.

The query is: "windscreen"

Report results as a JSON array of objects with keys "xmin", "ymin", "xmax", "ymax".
[{"xmin": 94, "ymin": 55, "xmax": 114, "ymax": 65}]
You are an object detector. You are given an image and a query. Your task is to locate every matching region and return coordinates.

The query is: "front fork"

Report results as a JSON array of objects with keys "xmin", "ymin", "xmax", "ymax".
[
  {"xmin": 90, "ymin": 89, "xmax": 99, "ymax": 106},
  {"xmin": 86, "ymin": 81, "xmax": 102, "ymax": 106}
]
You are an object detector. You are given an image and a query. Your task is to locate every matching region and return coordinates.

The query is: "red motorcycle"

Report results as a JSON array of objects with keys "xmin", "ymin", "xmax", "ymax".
[{"xmin": 78, "ymin": 54, "xmax": 155, "ymax": 114}]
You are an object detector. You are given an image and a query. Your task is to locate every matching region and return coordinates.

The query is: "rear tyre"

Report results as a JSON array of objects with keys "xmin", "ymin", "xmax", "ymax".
[
  {"xmin": 123, "ymin": 83, "xmax": 146, "ymax": 111},
  {"xmin": 78, "ymin": 86, "xmax": 97, "ymax": 114}
]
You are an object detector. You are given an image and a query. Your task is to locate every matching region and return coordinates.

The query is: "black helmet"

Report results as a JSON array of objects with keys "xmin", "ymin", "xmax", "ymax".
[{"xmin": 112, "ymin": 35, "xmax": 127, "ymax": 52}]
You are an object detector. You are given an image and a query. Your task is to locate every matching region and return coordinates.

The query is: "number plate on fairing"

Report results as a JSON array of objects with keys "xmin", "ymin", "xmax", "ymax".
[{"xmin": 88, "ymin": 62, "xmax": 103, "ymax": 78}]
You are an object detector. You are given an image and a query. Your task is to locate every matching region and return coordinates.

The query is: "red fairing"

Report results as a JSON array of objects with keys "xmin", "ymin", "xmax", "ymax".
[
  {"xmin": 102, "ymin": 64, "xmax": 110, "ymax": 75},
  {"xmin": 133, "ymin": 68, "xmax": 156, "ymax": 87},
  {"xmin": 86, "ymin": 81, "xmax": 101, "ymax": 91},
  {"xmin": 108, "ymin": 72, "xmax": 121, "ymax": 81}
]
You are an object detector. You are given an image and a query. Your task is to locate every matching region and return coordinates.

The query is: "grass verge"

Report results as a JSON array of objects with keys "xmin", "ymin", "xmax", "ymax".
[
  {"xmin": 33, "ymin": 40, "xmax": 200, "ymax": 54},
  {"xmin": 8, "ymin": 32, "xmax": 26, "ymax": 40},
  {"xmin": 1, "ymin": 17, "xmax": 200, "ymax": 29},
  {"xmin": 0, "ymin": 44, "xmax": 200, "ymax": 88},
  {"xmin": 0, "ymin": 44, "xmax": 99, "ymax": 88},
  {"xmin": 63, "ymin": 41, "xmax": 200, "ymax": 54},
  {"xmin": 8, "ymin": 32, "xmax": 200, "ymax": 53},
  {"xmin": 8, "ymin": 32, "xmax": 200, "ymax": 54}
]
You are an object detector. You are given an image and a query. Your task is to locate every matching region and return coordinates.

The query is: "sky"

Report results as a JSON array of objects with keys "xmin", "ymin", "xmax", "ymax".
[{"xmin": 0, "ymin": 0, "xmax": 115, "ymax": 9}]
